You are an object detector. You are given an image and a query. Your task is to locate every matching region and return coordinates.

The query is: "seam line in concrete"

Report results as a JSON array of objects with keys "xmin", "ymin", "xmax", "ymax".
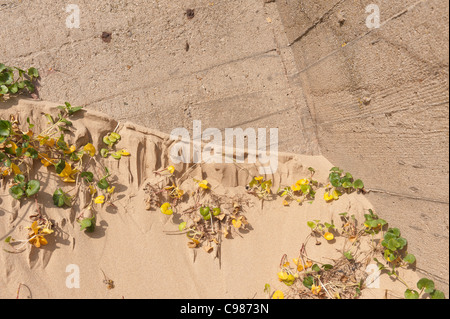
[
  {"xmin": 83, "ymin": 48, "xmax": 278, "ymax": 107},
  {"xmin": 291, "ymin": 0, "xmax": 429, "ymax": 75},
  {"xmin": 366, "ymin": 188, "xmax": 449, "ymax": 205},
  {"xmin": 315, "ymin": 100, "xmax": 450, "ymax": 126},
  {"xmin": 287, "ymin": 0, "xmax": 346, "ymax": 47}
]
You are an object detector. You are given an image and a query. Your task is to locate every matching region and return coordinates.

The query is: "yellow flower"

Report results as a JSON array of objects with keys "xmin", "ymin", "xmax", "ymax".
[
  {"xmin": 291, "ymin": 184, "xmax": 301, "ymax": 192},
  {"xmin": 277, "ymin": 271, "xmax": 288, "ymax": 281},
  {"xmin": 39, "ymin": 153, "xmax": 58, "ymax": 167},
  {"xmin": 272, "ymin": 290, "xmax": 284, "ymax": 299},
  {"xmin": 311, "ymin": 284, "xmax": 322, "ymax": 295},
  {"xmin": 254, "ymin": 176, "xmax": 264, "ymax": 182},
  {"xmin": 89, "ymin": 185, "xmax": 97, "ymax": 195},
  {"xmin": 107, "ymin": 186, "xmax": 116, "ymax": 194},
  {"xmin": 293, "ymin": 258, "xmax": 305, "ymax": 272},
  {"xmin": 11, "ymin": 163, "xmax": 22, "ymax": 175},
  {"xmin": 59, "ymin": 162, "xmax": 79, "ymax": 183},
  {"xmin": 1, "ymin": 168, "xmax": 10, "ymax": 176},
  {"xmin": 324, "ymin": 232, "xmax": 334, "ymax": 241},
  {"xmin": 5, "ymin": 142, "xmax": 17, "ymax": 155},
  {"xmin": 117, "ymin": 149, "xmax": 131, "ymax": 156},
  {"xmin": 167, "ymin": 166, "xmax": 175, "ymax": 174},
  {"xmin": 27, "ymin": 221, "xmax": 53, "ymax": 248},
  {"xmin": 232, "ymin": 219, "xmax": 242, "ymax": 229},
  {"xmin": 64, "ymin": 145, "xmax": 76, "ymax": 154},
  {"xmin": 277, "ymin": 271, "xmax": 296, "ymax": 286},
  {"xmin": 296, "ymin": 179, "xmax": 309, "ymax": 186},
  {"xmin": 83, "ymin": 143, "xmax": 96, "ymax": 157},
  {"xmin": 5, "ymin": 142, "xmax": 18, "ymax": 155},
  {"xmin": 332, "ymin": 190, "xmax": 341, "ymax": 200},
  {"xmin": 37, "ymin": 136, "xmax": 55, "ymax": 148},
  {"xmin": 324, "ymin": 191, "xmax": 334, "ymax": 202},
  {"xmin": 196, "ymin": 179, "xmax": 209, "ymax": 189},
  {"xmin": 94, "ymin": 196, "xmax": 105, "ymax": 204},
  {"xmin": 160, "ymin": 202, "xmax": 173, "ymax": 215},
  {"xmin": 165, "ymin": 184, "xmax": 184, "ymax": 199}
]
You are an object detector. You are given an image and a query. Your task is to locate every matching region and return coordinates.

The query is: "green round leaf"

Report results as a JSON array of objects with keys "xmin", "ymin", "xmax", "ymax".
[
  {"xmin": 27, "ymin": 67, "xmax": 39, "ymax": 78},
  {"xmin": 9, "ymin": 185, "xmax": 24, "ymax": 200},
  {"xmin": 353, "ymin": 179, "xmax": 364, "ymax": 189},
  {"xmin": 300, "ymin": 184, "xmax": 310, "ymax": 194},
  {"xmin": 0, "ymin": 85, "xmax": 8, "ymax": 95},
  {"xmin": 25, "ymin": 148, "xmax": 39, "ymax": 159},
  {"xmin": 404, "ymin": 289, "xmax": 419, "ymax": 299},
  {"xmin": 53, "ymin": 188, "xmax": 71, "ymax": 207},
  {"xmin": 110, "ymin": 132, "xmax": 121, "ymax": 140},
  {"xmin": 312, "ymin": 264, "xmax": 321, "ymax": 272},
  {"xmin": 179, "ymin": 222, "xmax": 187, "ymax": 231},
  {"xmin": 200, "ymin": 206, "xmax": 210, "ymax": 217},
  {"xmin": 111, "ymin": 152, "xmax": 122, "ymax": 160},
  {"xmin": 302, "ymin": 276, "xmax": 314, "ymax": 289},
  {"xmin": 212, "ymin": 207, "xmax": 221, "ymax": 216},
  {"xmin": 342, "ymin": 181, "xmax": 353, "ymax": 188},
  {"xmin": 100, "ymin": 148, "xmax": 109, "ymax": 158},
  {"xmin": 307, "ymin": 221, "xmax": 316, "ymax": 229},
  {"xmin": 329, "ymin": 172, "xmax": 342, "ymax": 187},
  {"xmin": 430, "ymin": 290, "xmax": 445, "ymax": 299},
  {"xmin": 80, "ymin": 216, "xmax": 96, "ymax": 232},
  {"xmin": 26, "ymin": 180, "xmax": 40, "ymax": 197},
  {"xmin": 322, "ymin": 264, "xmax": 334, "ymax": 271},
  {"xmin": 417, "ymin": 278, "xmax": 435, "ymax": 294},
  {"xmin": 97, "ymin": 178, "xmax": 109, "ymax": 190},
  {"xmin": 103, "ymin": 136, "xmax": 112, "ymax": 146},
  {"xmin": 387, "ymin": 238, "xmax": 401, "ymax": 251},
  {"xmin": 403, "ymin": 254, "xmax": 416, "ymax": 264},
  {"xmin": 388, "ymin": 228, "xmax": 401, "ymax": 237},
  {"xmin": 344, "ymin": 251, "xmax": 354, "ymax": 260},
  {"xmin": 0, "ymin": 120, "xmax": 12, "ymax": 137},
  {"xmin": 13, "ymin": 174, "xmax": 26, "ymax": 183},
  {"xmin": 397, "ymin": 237, "xmax": 407, "ymax": 249},
  {"xmin": 80, "ymin": 172, "xmax": 94, "ymax": 183},
  {"xmin": 9, "ymin": 83, "xmax": 18, "ymax": 94},
  {"xmin": 54, "ymin": 160, "xmax": 66, "ymax": 174}
]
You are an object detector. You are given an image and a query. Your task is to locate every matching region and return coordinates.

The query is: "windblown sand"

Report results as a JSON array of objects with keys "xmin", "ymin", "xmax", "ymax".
[{"xmin": 0, "ymin": 99, "xmax": 420, "ymax": 299}]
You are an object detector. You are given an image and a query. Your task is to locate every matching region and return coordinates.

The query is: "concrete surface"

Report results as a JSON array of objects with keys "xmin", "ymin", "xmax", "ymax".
[
  {"xmin": 277, "ymin": 0, "xmax": 449, "ymax": 293},
  {"xmin": 0, "ymin": 0, "xmax": 319, "ymax": 155},
  {"xmin": 1, "ymin": 0, "xmax": 449, "ymax": 294}
]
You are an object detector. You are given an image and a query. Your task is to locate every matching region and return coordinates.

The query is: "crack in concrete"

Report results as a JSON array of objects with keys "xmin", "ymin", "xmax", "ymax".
[
  {"xmin": 287, "ymin": 0, "xmax": 346, "ymax": 47},
  {"xmin": 83, "ymin": 47, "xmax": 278, "ymax": 107},
  {"xmin": 294, "ymin": 0, "xmax": 430, "ymax": 75},
  {"xmin": 366, "ymin": 188, "xmax": 449, "ymax": 205}
]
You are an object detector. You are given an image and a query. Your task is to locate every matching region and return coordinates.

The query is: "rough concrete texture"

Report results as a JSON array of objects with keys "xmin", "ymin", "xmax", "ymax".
[
  {"xmin": 277, "ymin": 0, "xmax": 449, "ymax": 293},
  {"xmin": 0, "ymin": 0, "xmax": 319, "ymax": 155},
  {"xmin": 1, "ymin": 0, "xmax": 449, "ymax": 294}
]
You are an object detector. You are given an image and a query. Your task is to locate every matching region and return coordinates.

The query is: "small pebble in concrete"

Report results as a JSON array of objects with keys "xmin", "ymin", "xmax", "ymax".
[
  {"xmin": 186, "ymin": 9, "xmax": 195, "ymax": 19},
  {"xmin": 101, "ymin": 32, "xmax": 112, "ymax": 43}
]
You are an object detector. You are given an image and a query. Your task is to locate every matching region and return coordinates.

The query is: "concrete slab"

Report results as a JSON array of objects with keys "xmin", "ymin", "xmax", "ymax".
[
  {"xmin": 1, "ymin": 0, "xmax": 319, "ymax": 154},
  {"xmin": 277, "ymin": 0, "xmax": 449, "ymax": 293}
]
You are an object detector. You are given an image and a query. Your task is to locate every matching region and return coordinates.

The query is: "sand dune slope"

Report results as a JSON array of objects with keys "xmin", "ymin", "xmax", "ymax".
[{"xmin": 0, "ymin": 99, "xmax": 420, "ymax": 299}]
